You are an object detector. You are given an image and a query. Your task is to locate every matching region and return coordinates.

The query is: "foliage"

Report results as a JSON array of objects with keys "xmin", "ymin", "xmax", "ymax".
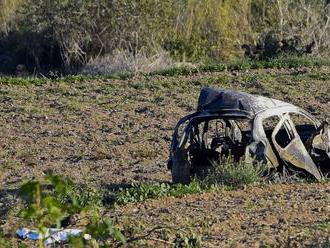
[
  {"xmin": 0, "ymin": 0, "xmax": 23, "ymax": 33},
  {"xmin": 0, "ymin": 76, "xmax": 44, "ymax": 85},
  {"xmin": 174, "ymin": 232, "xmax": 202, "ymax": 248},
  {"xmin": 85, "ymin": 213, "xmax": 126, "ymax": 246},
  {"xmin": 115, "ymin": 180, "xmax": 204, "ymax": 205},
  {"xmin": 19, "ymin": 175, "xmax": 125, "ymax": 247},
  {"xmin": 60, "ymin": 182, "xmax": 103, "ymax": 209},
  {"xmin": 1, "ymin": 55, "xmax": 330, "ymax": 85},
  {"xmin": 9, "ymin": 0, "xmax": 176, "ymax": 70},
  {"xmin": 19, "ymin": 175, "xmax": 81, "ymax": 231},
  {"xmin": 204, "ymin": 157, "xmax": 266, "ymax": 188},
  {"xmin": 250, "ymin": 0, "xmax": 330, "ymax": 54},
  {"xmin": 0, "ymin": 229, "xmax": 11, "ymax": 248},
  {"xmin": 151, "ymin": 56, "xmax": 330, "ymax": 77},
  {"xmin": 119, "ymin": 158, "xmax": 264, "ymax": 195},
  {"xmin": 167, "ymin": 0, "xmax": 250, "ymax": 61},
  {"xmin": 2, "ymin": 0, "xmax": 330, "ymax": 73}
]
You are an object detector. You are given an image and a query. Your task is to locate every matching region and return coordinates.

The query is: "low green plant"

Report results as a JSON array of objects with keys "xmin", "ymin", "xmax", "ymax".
[
  {"xmin": 174, "ymin": 232, "xmax": 202, "ymax": 248},
  {"xmin": 115, "ymin": 158, "xmax": 268, "ymax": 205},
  {"xmin": 204, "ymin": 157, "xmax": 266, "ymax": 188},
  {"xmin": 115, "ymin": 180, "xmax": 204, "ymax": 205},
  {"xmin": 85, "ymin": 213, "xmax": 126, "ymax": 246},
  {"xmin": 0, "ymin": 76, "xmax": 44, "ymax": 86},
  {"xmin": 315, "ymin": 221, "xmax": 330, "ymax": 231},
  {"xmin": 0, "ymin": 230, "xmax": 11, "ymax": 248},
  {"xmin": 150, "ymin": 56, "xmax": 330, "ymax": 77}
]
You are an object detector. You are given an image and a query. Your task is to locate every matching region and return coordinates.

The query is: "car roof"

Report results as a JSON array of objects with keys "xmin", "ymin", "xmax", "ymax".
[{"xmin": 197, "ymin": 87, "xmax": 296, "ymax": 118}]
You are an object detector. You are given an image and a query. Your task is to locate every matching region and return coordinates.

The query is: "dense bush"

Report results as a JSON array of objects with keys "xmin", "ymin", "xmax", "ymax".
[{"xmin": 1, "ymin": 0, "xmax": 330, "ymax": 74}]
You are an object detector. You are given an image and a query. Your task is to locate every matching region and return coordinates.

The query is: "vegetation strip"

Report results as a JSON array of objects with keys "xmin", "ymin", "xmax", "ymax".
[{"xmin": 1, "ymin": 56, "xmax": 330, "ymax": 86}]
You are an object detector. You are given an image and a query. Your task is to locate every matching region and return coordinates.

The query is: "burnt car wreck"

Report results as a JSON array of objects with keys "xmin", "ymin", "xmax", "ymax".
[{"xmin": 168, "ymin": 88, "xmax": 330, "ymax": 183}]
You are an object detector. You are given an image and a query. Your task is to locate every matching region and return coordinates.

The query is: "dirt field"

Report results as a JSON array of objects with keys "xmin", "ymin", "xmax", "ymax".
[
  {"xmin": 114, "ymin": 183, "xmax": 330, "ymax": 247},
  {"xmin": 0, "ymin": 67, "xmax": 329, "ymax": 247}
]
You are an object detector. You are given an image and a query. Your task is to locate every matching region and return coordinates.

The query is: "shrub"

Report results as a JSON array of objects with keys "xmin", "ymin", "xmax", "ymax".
[{"xmin": 167, "ymin": 0, "xmax": 250, "ymax": 61}]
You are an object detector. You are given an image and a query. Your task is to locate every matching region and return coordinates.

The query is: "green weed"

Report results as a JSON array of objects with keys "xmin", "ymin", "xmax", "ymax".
[
  {"xmin": 204, "ymin": 157, "xmax": 266, "ymax": 188},
  {"xmin": 115, "ymin": 180, "xmax": 204, "ymax": 205},
  {"xmin": 1, "ymin": 56, "xmax": 330, "ymax": 85},
  {"xmin": 174, "ymin": 232, "xmax": 202, "ymax": 248},
  {"xmin": 150, "ymin": 56, "xmax": 330, "ymax": 77},
  {"xmin": 0, "ymin": 77, "xmax": 44, "ymax": 86},
  {"xmin": 315, "ymin": 221, "xmax": 330, "ymax": 231}
]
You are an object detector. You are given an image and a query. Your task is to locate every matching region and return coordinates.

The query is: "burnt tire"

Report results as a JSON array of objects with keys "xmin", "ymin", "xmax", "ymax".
[{"xmin": 171, "ymin": 150, "xmax": 191, "ymax": 184}]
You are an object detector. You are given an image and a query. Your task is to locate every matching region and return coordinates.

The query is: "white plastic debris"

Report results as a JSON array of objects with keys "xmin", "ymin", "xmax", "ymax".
[
  {"xmin": 16, "ymin": 228, "xmax": 42, "ymax": 240},
  {"xmin": 16, "ymin": 228, "xmax": 91, "ymax": 246}
]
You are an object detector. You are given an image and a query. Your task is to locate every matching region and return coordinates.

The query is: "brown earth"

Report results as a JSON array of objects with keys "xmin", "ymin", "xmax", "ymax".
[
  {"xmin": 113, "ymin": 183, "xmax": 330, "ymax": 247},
  {"xmin": 0, "ymin": 67, "xmax": 329, "ymax": 246}
]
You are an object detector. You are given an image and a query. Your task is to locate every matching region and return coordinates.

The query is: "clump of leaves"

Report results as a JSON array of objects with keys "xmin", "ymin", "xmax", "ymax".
[
  {"xmin": 116, "ymin": 180, "xmax": 204, "ymax": 205},
  {"xmin": 61, "ymin": 183, "xmax": 103, "ymax": 209},
  {"xmin": 204, "ymin": 157, "xmax": 266, "ymax": 188},
  {"xmin": 86, "ymin": 213, "xmax": 126, "ymax": 246},
  {"xmin": 174, "ymin": 232, "xmax": 202, "ymax": 248},
  {"xmin": 19, "ymin": 175, "xmax": 81, "ymax": 231},
  {"xmin": 19, "ymin": 174, "xmax": 125, "ymax": 247}
]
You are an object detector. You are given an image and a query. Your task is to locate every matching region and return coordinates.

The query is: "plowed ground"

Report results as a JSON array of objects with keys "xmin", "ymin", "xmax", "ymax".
[{"xmin": 0, "ymin": 67, "xmax": 329, "ymax": 247}]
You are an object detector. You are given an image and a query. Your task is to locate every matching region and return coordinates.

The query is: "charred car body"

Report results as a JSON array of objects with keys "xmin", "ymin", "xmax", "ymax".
[{"xmin": 168, "ymin": 88, "xmax": 330, "ymax": 183}]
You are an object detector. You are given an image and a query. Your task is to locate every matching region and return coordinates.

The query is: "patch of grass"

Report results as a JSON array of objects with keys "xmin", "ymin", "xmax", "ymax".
[
  {"xmin": 115, "ymin": 158, "xmax": 269, "ymax": 205},
  {"xmin": 115, "ymin": 180, "xmax": 204, "ymax": 205},
  {"xmin": 0, "ymin": 73, "xmax": 133, "ymax": 86},
  {"xmin": 315, "ymin": 221, "xmax": 330, "ymax": 231},
  {"xmin": 150, "ymin": 56, "xmax": 330, "ymax": 77},
  {"xmin": 61, "ymin": 183, "xmax": 104, "ymax": 208},
  {"xmin": 174, "ymin": 232, "xmax": 202, "ymax": 248},
  {"xmin": 0, "ymin": 76, "xmax": 45, "ymax": 86},
  {"xmin": 2, "ymin": 56, "xmax": 330, "ymax": 85},
  {"xmin": 307, "ymin": 72, "xmax": 330, "ymax": 81},
  {"xmin": 204, "ymin": 157, "xmax": 266, "ymax": 188},
  {"xmin": 149, "ymin": 66, "xmax": 200, "ymax": 77}
]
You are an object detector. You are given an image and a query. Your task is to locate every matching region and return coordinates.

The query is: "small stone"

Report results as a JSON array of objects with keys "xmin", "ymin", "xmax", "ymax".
[
  {"xmin": 278, "ymin": 218, "xmax": 288, "ymax": 225},
  {"xmin": 159, "ymin": 208, "xmax": 170, "ymax": 214},
  {"xmin": 312, "ymin": 207, "xmax": 322, "ymax": 212},
  {"xmin": 232, "ymin": 71, "xmax": 239, "ymax": 76},
  {"xmin": 132, "ymin": 208, "xmax": 139, "ymax": 213}
]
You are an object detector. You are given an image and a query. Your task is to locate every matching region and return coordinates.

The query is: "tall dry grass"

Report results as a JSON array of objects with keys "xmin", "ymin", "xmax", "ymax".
[
  {"xmin": 82, "ymin": 49, "xmax": 174, "ymax": 75},
  {"xmin": 0, "ymin": 0, "xmax": 22, "ymax": 34},
  {"xmin": 1, "ymin": 0, "xmax": 330, "ymax": 73}
]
